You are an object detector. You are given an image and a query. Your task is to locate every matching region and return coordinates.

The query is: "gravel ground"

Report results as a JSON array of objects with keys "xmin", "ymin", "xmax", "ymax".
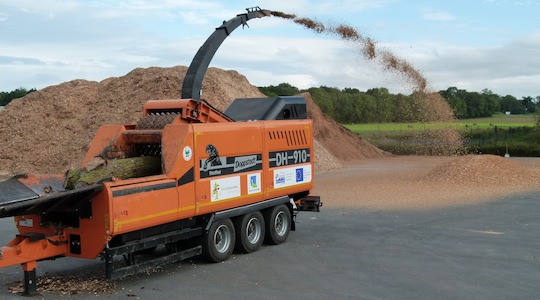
[{"xmin": 1, "ymin": 155, "xmax": 540, "ymax": 298}]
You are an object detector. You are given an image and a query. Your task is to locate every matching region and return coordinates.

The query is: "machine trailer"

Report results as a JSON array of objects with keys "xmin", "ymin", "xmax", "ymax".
[{"xmin": 0, "ymin": 7, "xmax": 321, "ymax": 295}]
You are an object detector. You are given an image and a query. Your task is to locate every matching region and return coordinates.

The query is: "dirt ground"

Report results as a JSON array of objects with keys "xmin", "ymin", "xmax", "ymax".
[{"xmin": 313, "ymin": 155, "xmax": 540, "ymax": 211}]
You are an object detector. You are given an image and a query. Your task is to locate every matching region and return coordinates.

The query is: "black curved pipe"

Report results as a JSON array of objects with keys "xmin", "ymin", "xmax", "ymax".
[{"xmin": 181, "ymin": 7, "xmax": 271, "ymax": 100}]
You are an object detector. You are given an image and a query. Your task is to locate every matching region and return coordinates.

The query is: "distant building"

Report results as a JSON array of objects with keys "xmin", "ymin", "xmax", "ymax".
[{"xmin": 505, "ymin": 111, "xmax": 511, "ymax": 115}]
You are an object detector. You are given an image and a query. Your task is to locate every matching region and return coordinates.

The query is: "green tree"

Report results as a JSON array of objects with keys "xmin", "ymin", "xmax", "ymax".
[
  {"xmin": 448, "ymin": 97, "xmax": 467, "ymax": 118},
  {"xmin": 356, "ymin": 93, "xmax": 377, "ymax": 122},
  {"xmin": 0, "ymin": 87, "xmax": 36, "ymax": 106},
  {"xmin": 307, "ymin": 87, "xmax": 335, "ymax": 118},
  {"xmin": 500, "ymin": 95, "xmax": 525, "ymax": 114},
  {"xmin": 334, "ymin": 93, "xmax": 356, "ymax": 123},
  {"xmin": 391, "ymin": 93, "xmax": 414, "ymax": 122},
  {"xmin": 481, "ymin": 89, "xmax": 500, "ymax": 117},
  {"xmin": 464, "ymin": 92, "xmax": 484, "ymax": 118},
  {"xmin": 366, "ymin": 88, "xmax": 393, "ymax": 123},
  {"xmin": 439, "ymin": 87, "xmax": 501, "ymax": 118},
  {"xmin": 343, "ymin": 87, "xmax": 360, "ymax": 94},
  {"xmin": 257, "ymin": 83, "xmax": 533, "ymax": 123},
  {"xmin": 258, "ymin": 83, "xmax": 299, "ymax": 97},
  {"xmin": 440, "ymin": 87, "xmax": 469, "ymax": 118},
  {"xmin": 521, "ymin": 96, "xmax": 535, "ymax": 113}
]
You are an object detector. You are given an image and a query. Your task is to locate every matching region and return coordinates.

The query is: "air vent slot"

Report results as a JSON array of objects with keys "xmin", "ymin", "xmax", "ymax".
[{"xmin": 268, "ymin": 130, "xmax": 308, "ymax": 146}]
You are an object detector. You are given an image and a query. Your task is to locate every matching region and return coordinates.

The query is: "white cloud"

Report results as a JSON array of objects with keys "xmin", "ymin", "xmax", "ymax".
[
  {"xmin": 387, "ymin": 32, "xmax": 540, "ymax": 97},
  {"xmin": 91, "ymin": 0, "xmax": 223, "ymax": 19},
  {"xmin": 0, "ymin": 0, "xmax": 538, "ymax": 99},
  {"xmin": 178, "ymin": 10, "xmax": 212, "ymax": 26},
  {"xmin": 421, "ymin": 10, "xmax": 456, "ymax": 21},
  {"xmin": 254, "ymin": 0, "xmax": 396, "ymax": 19},
  {"xmin": 3, "ymin": 0, "xmax": 81, "ymax": 15}
]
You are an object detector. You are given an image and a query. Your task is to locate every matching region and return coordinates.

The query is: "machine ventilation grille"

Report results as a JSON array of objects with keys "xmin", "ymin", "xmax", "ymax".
[{"xmin": 268, "ymin": 130, "xmax": 308, "ymax": 146}]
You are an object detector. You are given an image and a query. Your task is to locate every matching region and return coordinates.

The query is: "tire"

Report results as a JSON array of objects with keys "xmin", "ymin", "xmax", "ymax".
[
  {"xmin": 264, "ymin": 204, "xmax": 291, "ymax": 245},
  {"xmin": 234, "ymin": 211, "xmax": 265, "ymax": 253},
  {"xmin": 202, "ymin": 219, "xmax": 235, "ymax": 262}
]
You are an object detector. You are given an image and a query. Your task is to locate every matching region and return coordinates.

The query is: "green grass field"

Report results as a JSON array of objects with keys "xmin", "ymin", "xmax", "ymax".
[
  {"xmin": 343, "ymin": 114, "xmax": 540, "ymax": 156},
  {"xmin": 344, "ymin": 114, "xmax": 537, "ymax": 133}
]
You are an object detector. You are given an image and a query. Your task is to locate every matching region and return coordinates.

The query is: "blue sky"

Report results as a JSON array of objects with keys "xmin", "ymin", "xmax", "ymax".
[{"xmin": 1, "ymin": 0, "xmax": 539, "ymax": 98}]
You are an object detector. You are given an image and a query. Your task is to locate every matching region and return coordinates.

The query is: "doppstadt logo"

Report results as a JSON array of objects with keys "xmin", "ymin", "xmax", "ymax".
[{"xmin": 233, "ymin": 155, "xmax": 257, "ymax": 172}]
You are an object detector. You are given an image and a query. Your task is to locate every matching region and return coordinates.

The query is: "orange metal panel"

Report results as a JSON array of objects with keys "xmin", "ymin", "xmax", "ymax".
[
  {"xmin": 1, "ymin": 112, "xmax": 315, "ymax": 264},
  {"xmin": 262, "ymin": 120, "xmax": 315, "ymax": 199},
  {"xmin": 162, "ymin": 123, "xmax": 197, "ymax": 220},
  {"xmin": 0, "ymin": 234, "xmax": 67, "ymax": 268},
  {"xmin": 15, "ymin": 215, "xmax": 55, "ymax": 236},
  {"xmin": 82, "ymin": 125, "xmax": 127, "ymax": 166},
  {"xmin": 161, "ymin": 124, "xmax": 191, "ymax": 176},
  {"xmin": 192, "ymin": 122, "xmax": 265, "ymax": 215},
  {"xmin": 64, "ymin": 188, "xmax": 112, "ymax": 259},
  {"xmin": 142, "ymin": 99, "xmax": 191, "ymax": 114},
  {"xmin": 109, "ymin": 178, "xmax": 179, "ymax": 235}
]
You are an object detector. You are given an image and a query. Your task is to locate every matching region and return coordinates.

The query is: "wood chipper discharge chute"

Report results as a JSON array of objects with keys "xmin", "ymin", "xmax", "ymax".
[{"xmin": 0, "ymin": 7, "xmax": 321, "ymax": 296}]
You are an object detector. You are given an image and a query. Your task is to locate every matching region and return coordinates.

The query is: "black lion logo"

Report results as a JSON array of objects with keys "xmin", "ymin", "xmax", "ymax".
[{"xmin": 203, "ymin": 144, "xmax": 222, "ymax": 171}]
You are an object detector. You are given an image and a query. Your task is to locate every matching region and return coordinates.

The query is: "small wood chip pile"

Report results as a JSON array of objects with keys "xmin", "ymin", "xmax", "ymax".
[
  {"xmin": 423, "ymin": 155, "xmax": 540, "ymax": 186},
  {"xmin": 9, "ymin": 275, "xmax": 115, "ymax": 295}
]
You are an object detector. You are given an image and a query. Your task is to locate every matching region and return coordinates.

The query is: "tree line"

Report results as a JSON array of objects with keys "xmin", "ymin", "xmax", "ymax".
[
  {"xmin": 258, "ymin": 83, "xmax": 540, "ymax": 123},
  {"xmin": 439, "ymin": 87, "xmax": 539, "ymax": 118},
  {"xmin": 0, "ymin": 88, "xmax": 36, "ymax": 106},
  {"xmin": 3, "ymin": 85, "xmax": 539, "ymax": 123}
]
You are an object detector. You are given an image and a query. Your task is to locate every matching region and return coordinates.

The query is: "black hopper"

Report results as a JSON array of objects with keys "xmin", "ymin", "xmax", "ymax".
[{"xmin": 224, "ymin": 96, "xmax": 307, "ymax": 121}]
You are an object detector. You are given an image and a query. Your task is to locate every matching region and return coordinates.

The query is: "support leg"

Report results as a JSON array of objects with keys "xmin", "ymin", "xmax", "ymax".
[
  {"xmin": 22, "ymin": 261, "xmax": 37, "ymax": 296},
  {"xmin": 105, "ymin": 248, "xmax": 114, "ymax": 280}
]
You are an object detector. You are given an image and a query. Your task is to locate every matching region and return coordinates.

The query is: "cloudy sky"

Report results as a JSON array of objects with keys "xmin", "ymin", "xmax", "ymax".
[{"xmin": 1, "ymin": 0, "xmax": 539, "ymax": 98}]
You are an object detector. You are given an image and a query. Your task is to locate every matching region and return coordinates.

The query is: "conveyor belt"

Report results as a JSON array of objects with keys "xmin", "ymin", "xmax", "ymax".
[
  {"xmin": 0, "ymin": 175, "xmax": 101, "ymax": 218},
  {"xmin": 0, "ymin": 176, "xmax": 40, "ymax": 206}
]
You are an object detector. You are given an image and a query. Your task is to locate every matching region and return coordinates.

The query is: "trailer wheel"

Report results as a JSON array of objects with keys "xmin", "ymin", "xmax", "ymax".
[
  {"xmin": 234, "ymin": 211, "xmax": 265, "ymax": 253},
  {"xmin": 264, "ymin": 204, "xmax": 291, "ymax": 245},
  {"xmin": 202, "ymin": 219, "xmax": 235, "ymax": 262}
]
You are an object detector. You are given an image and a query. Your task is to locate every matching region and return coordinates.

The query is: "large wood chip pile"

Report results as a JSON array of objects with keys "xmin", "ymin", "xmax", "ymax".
[{"xmin": 0, "ymin": 66, "xmax": 385, "ymax": 176}]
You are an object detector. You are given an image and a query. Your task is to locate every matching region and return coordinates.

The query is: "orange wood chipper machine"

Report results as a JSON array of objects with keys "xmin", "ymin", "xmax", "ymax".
[{"xmin": 0, "ymin": 7, "xmax": 320, "ymax": 295}]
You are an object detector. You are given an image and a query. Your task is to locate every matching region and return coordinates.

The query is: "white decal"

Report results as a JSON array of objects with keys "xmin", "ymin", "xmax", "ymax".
[
  {"xmin": 274, "ymin": 164, "xmax": 312, "ymax": 188},
  {"xmin": 19, "ymin": 218, "xmax": 33, "ymax": 227},
  {"xmin": 234, "ymin": 155, "xmax": 257, "ymax": 172},
  {"xmin": 211, "ymin": 176, "xmax": 241, "ymax": 201},
  {"xmin": 247, "ymin": 173, "xmax": 261, "ymax": 194},
  {"xmin": 183, "ymin": 146, "xmax": 192, "ymax": 161},
  {"xmin": 274, "ymin": 149, "xmax": 309, "ymax": 166}
]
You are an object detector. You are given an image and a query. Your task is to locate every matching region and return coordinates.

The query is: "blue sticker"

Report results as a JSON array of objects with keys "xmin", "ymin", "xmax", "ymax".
[
  {"xmin": 296, "ymin": 168, "xmax": 304, "ymax": 182},
  {"xmin": 250, "ymin": 175, "xmax": 258, "ymax": 188}
]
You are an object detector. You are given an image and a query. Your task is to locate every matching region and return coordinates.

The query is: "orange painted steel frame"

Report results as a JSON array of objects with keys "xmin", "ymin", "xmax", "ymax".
[
  {"xmin": 2, "ymin": 118, "xmax": 314, "ymax": 264},
  {"xmin": 105, "ymin": 119, "xmax": 314, "ymax": 244}
]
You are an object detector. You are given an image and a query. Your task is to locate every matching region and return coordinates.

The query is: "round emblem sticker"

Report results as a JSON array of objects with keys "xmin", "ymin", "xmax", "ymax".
[{"xmin": 183, "ymin": 146, "xmax": 192, "ymax": 161}]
